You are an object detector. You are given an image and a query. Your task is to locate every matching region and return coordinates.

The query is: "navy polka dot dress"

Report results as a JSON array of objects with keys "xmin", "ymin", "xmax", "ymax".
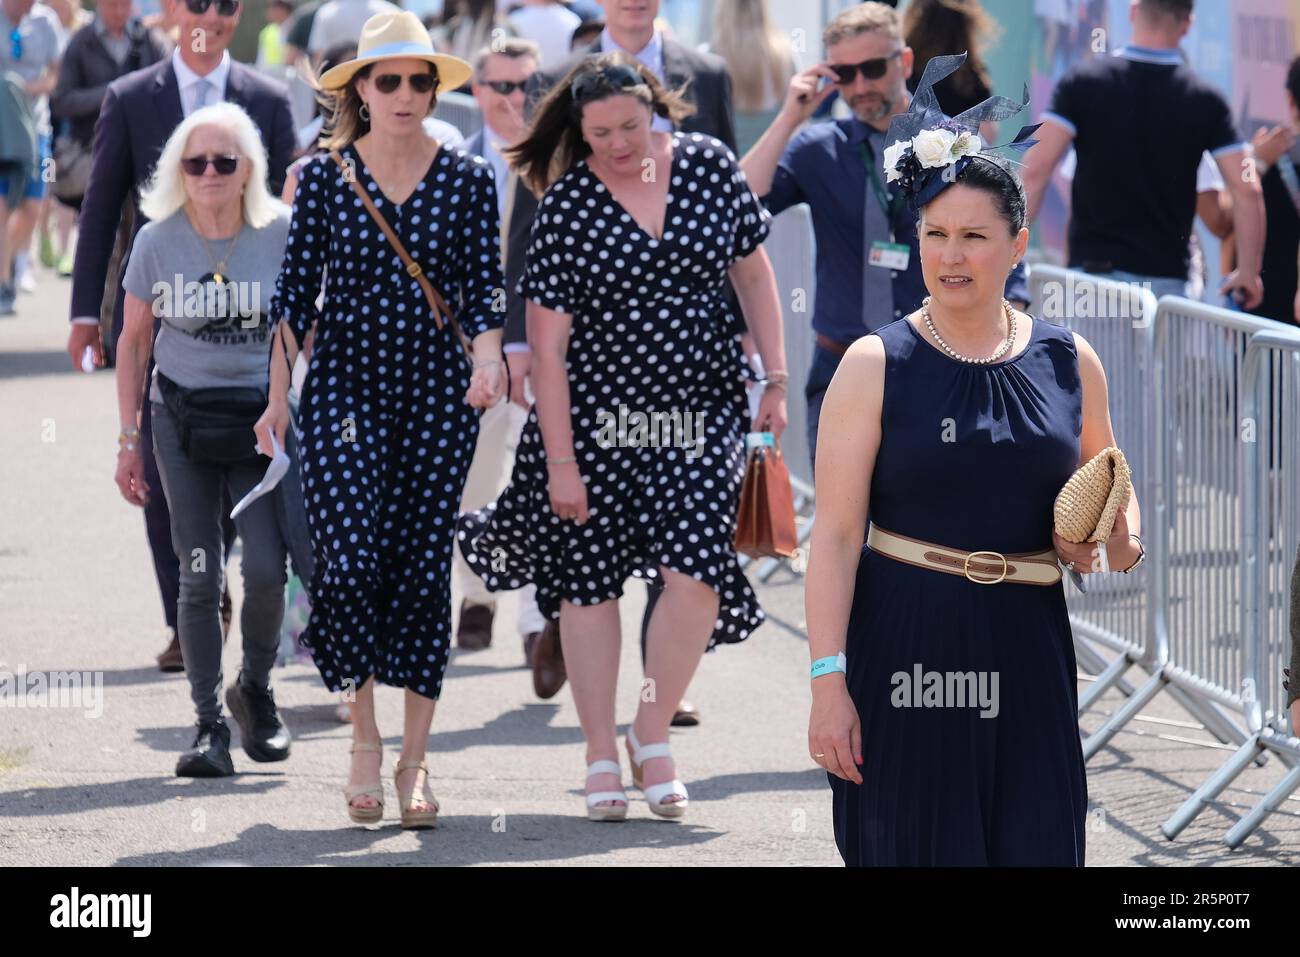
[
  {"xmin": 457, "ymin": 133, "xmax": 770, "ymax": 649},
  {"xmin": 269, "ymin": 143, "xmax": 504, "ymax": 700}
]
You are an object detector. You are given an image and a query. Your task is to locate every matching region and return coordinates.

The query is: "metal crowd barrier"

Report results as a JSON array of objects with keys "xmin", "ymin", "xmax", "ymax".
[
  {"xmin": 1025, "ymin": 268, "xmax": 1300, "ymax": 847},
  {"xmin": 433, "ymin": 91, "xmax": 483, "ymax": 139},
  {"xmin": 1026, "ymin": 268, "xmax": 1244, "ymax": 751},
  {"xmin": 738, "ymin": 205, "xmax": 817, "ymax": 582},
  {"xmin": 1164, "ymin": 323, "xmax": 1300, "ymax": 847}
]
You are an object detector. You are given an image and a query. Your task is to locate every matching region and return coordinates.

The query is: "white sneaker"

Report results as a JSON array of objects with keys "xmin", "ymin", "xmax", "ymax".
[{"xmin": 14, "ymin": 252, "xmax": 36, "ymax": 294}]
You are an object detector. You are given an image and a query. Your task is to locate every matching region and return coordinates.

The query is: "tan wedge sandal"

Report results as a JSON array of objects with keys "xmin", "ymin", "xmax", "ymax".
[
  {"xmin": 344, "ymin": 741, "xmax": 384, "ymax": 825},
  {"xmin": 393, "ymin": 758, "xmax": 440, "ymax": 830}
]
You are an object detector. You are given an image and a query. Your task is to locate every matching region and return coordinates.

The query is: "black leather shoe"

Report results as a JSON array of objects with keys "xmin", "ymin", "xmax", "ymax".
[
  {"xmin": 225, "ymin": 672, "xmax": 291, "ymax": 762},
  {"xmin": 671, "ymin": 700, "xmax": 701, "ymax": 727},
  {"xmin": 220, "ymin": 586, "xmax": 232, "ymax": 644},
  {"xmin": 176, "ymin": 719, "xmax": 234, "ymax": 777}
]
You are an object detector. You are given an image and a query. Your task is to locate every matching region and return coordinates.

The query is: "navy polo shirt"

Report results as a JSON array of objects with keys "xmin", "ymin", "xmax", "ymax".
[
  {"xmin": 1044, "ymin": 44, "xmax": 1243, "ymax": 279},
  {"xmin": 762, "ymin": 117, "xmax": 927, "ymax": 344}
]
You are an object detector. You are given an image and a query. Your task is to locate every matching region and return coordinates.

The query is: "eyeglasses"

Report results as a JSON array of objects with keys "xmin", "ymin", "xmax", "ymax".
[
  {"xmin": 10, "ymin": 28, "xmax": 22, "ymax": 61},
  {"xmin": 373, "ymin": 72, "xmax": 437, "ymax": 95},
  {"xmin": 184, "ymin": 0, "xmax": 241, "ymax": 16},
  {"xmin": 181, "ymin": 154, "xmax": 240, "ymax": 176},
  {"xmin": 569, "ymin": 64, "xmax": 643, "ymax": 103},
  {"xmin": 829, "ymin": 50, "xmax": 903, "ymax": 85},
  {"xmin": 483, "ymin": 79, "xmax": 527, "ymax": 96}
]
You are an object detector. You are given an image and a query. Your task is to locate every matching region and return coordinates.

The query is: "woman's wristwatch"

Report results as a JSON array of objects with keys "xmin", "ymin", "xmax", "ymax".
[{"xmin": 1122, "ymin": 534, "xmax": 1145, "ymax": 573}]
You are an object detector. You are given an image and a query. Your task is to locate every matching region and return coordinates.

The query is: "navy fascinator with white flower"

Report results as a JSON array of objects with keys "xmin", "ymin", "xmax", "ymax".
[{"xmin": 884, "ymin": 52, "xmax": 1042, "ymax": 209}]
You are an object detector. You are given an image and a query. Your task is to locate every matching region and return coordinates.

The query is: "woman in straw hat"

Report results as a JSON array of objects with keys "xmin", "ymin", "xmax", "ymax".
[{"xmin": 261, "ymin": 10, "xmax": 507, "ymax": 829}]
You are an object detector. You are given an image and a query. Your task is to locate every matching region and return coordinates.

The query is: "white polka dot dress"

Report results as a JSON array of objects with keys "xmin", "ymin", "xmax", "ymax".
[
  {"xmin": 457, "ymin": 133, "xmax": 771, "ymax": 649},
  {"xmin": 269, "ymin": 143, "xmax": 504, "ymax": 699}
]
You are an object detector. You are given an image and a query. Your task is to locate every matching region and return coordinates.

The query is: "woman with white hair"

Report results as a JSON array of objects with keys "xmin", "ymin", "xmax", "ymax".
[{"xmin": 114, "ymin": 101, "xmax": 296, "ymax": 779}]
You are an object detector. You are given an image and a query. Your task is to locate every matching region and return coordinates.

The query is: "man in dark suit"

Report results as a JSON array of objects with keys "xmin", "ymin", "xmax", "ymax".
[
  {"xmin": 66, "ymin": 0, "xmax": 295, "ymax": 671},
  {"xmin": 50, "ymin": 0, "xmax": 169, "ymax": 210},
  {"xmin": 455, "ymin": 37, "xmax": 550, "ymax": 664},
  {"xmin": 509, "ymin": 0, "xmax": 737, "ymax": 724}
]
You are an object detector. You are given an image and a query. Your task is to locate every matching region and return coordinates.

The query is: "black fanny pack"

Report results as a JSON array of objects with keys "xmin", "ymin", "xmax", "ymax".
[{"xmin": 156, "ymin": 371, "xmax": 266, "ymax": 468}]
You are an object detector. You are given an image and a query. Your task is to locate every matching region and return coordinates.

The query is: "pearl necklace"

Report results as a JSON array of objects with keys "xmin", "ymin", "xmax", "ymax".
[{"xmin": 922, "ymin": 296, "xmax": 1018, "ymax": 365}]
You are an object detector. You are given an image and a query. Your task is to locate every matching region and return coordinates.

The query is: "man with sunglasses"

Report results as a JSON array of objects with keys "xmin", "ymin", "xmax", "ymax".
[
  {"xmin": 454, "ymin": 38, "xmax": 550, "ymax": 659},
  {"xmin": 742, "ymin": 2, "xmax": 1025, "ymax": 479},
  {"xmin": 66, "ymin": 0, "xmax": 294, "ymax": 672},
  {"xmin": 739, "ymin": 3, "xmax": 920, "ymax": 481},
  {"xmin": 0, "ymin": 0, "xmax": 63, "ymax": 315}
]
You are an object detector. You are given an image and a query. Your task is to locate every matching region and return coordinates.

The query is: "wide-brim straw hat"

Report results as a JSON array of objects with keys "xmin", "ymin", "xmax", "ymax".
[{"xmin": 318, "ymin": 11, "xmax": 472, "ymax": 94}]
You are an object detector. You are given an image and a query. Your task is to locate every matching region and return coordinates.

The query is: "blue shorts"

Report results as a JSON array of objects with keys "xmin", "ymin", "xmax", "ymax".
[{"xmin": 0, "ymin": 132, "xmax": 52, "ymax": 201}]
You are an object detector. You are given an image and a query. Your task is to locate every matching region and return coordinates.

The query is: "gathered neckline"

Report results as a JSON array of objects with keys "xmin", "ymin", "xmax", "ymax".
[{"xmin": 902, "ymin": 312, "xmax": 1040, "ymax": 368}]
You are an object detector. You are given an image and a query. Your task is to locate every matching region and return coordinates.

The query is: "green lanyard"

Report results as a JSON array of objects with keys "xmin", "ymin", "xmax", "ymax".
[{"xmin": 858, "ymin": 140, "xmax": 903, "ymax": 230}]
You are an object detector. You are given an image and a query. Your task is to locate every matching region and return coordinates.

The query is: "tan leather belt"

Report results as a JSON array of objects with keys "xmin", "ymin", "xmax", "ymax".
[{"xmin": 867, "ymin": 524, "xmax": 1062, "ymax": 586}]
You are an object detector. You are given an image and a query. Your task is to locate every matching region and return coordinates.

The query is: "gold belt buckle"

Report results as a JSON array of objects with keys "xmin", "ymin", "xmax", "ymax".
[{"xmin": 964, "ymin": 550, "xmax": 1008, "ymax": 585}]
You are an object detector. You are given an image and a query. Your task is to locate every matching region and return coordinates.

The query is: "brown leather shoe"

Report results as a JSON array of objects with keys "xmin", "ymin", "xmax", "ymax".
[
  {"xmin": 522, "ymin": 630, "xmax": 542, "ymax": 668},
  {"xmin": 532, "ymin": 620, "xmax": 566, "ymax": 699},
  {"xmin": 457, "ymin": 600, "xmax": 495, "ymax": 650},
  {"xmin": 671, "ymin": 699, "xmax": 701, "ymax": 727},
  {"xmin": 156, "ymin": 631, "xmax": 184, "ymax": 672}
]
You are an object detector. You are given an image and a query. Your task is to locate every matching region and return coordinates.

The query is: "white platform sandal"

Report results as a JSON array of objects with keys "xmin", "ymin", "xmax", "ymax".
[
  {"xmin": 627, "ymin": 727, "xmax": 688, "ymax": 820},
  {"xmin": 585, "ymin": 759, "xmax": 628, "ymax": 822}
]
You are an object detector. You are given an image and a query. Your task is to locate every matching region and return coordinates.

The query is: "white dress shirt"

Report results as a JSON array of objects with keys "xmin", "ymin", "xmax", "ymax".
[
  {"xmin": 600, "ymin": 28, "xmax": 672, "ymax": 133},
  {"xmin": 172, "ymin": 47, "xmax": 231, "ymax": 116}
]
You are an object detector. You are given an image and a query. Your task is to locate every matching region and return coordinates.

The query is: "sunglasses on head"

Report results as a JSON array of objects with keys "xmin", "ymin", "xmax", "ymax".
[
  {"xmin": 484, "ymin": 79, "xmax": 527, "ymax": 96},
  {"xmin": 829, "ymin": 50, "xmax": 902, "ymax": 85},
  {"xmin": 569, "ymin": 64, "xmax": 643, "ymax": 103},
  {"xmin": 373, "ymin": 72, "xmax": 437, "ymax": 95},
  {"xmin": 184, "ymin": 0, "xmax": 241, "ymax": 15},
  {"xmin": 10, "ymin": 28, "xmax": 22, "ymax": 61},
  {"xmin": 181, "ymin": 154, "xmax": 240, "ymax": 176}
]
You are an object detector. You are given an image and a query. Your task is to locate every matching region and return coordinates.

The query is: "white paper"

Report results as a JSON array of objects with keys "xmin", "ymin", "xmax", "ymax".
[
  {"xmin": 81, "ymin": 345, "xmax": 96, "ymax": 373},
  {"xmin": 230, "ymin": 434, "xmax": 289, "ymax": 520}
]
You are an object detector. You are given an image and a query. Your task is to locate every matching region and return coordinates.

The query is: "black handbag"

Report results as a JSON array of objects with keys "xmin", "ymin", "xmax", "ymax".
[{"xmin": 156, "ymin": 371, "xmax": 266, "ymax": 468}]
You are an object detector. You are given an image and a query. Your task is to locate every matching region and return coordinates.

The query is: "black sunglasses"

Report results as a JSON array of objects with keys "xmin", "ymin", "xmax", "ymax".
[
  {"xmin": 373, "ymin": 72, "xmax": 437, "ymax": 95},
  {"xmin": 181, "ymin": 154, "xmax": 239, "ymax": 176},
  {"xmin": 570, "ymin": 64, "xmax": 643, "ymax": 102},
  {"xmin": 484, "ymin": 79, "xmax": 527, "ymax": 96},
  {"xmin": 829, "ymin": 50, "xmax": 902, "ymax": 84},
  {"xmin": 184, "ymin": 0, "xmax": 241, "ymax": 16}
]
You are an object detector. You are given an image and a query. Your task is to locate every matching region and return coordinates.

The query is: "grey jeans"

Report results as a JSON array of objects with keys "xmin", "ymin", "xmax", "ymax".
[{"xmin": 151, "ymin": 398, "xmax": 287, "ymax": 723}]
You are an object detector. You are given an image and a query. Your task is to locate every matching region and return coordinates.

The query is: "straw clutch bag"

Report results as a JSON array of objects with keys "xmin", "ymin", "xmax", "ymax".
[{"xmin": 1053, "ymin": 446, "xmax": 1132, "ymax": 544}]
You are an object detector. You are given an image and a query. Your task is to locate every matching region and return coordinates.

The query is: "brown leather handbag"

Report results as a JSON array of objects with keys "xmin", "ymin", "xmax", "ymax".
[
  {"xmin": 734, "ymin": 435, "xmax": 798, "ymax": 559},
  {"xmin": 328, "ymin": 150, "xmax": 475, "ymax": 368}
]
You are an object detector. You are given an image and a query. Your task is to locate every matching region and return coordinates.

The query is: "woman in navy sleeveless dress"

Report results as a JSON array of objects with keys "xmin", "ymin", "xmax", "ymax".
[
  {"xmin": 827, "ymin": 313, "xmax": 1091, "ymax": 865},
  {"xmin": 804, "ymin": 64, "xmax": 1144, "ymax": 864}
]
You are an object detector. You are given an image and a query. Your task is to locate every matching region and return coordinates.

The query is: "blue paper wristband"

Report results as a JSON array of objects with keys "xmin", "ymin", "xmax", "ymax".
[{"xmin": 810, "ymin": 653, "xmax": 846, "ymax": 679}]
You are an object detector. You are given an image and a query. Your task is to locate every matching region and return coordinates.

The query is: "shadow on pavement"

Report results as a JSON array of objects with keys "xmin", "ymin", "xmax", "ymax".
[
  {"xmin": 112, "ymin": 816, "xmax": 724, "ymax": 866},
  {"xmin": 0, "ymin": 774, "xmax": 285, "ymax": 817},
  {"xmin": 0, "ymin": 349, "xmax": 75, "ymax": 380}
]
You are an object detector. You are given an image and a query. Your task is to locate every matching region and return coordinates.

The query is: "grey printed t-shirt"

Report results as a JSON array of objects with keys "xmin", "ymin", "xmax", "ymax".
[{"xmin": 122, "ymin": 207, "xmax": 291, "ymax": 401}]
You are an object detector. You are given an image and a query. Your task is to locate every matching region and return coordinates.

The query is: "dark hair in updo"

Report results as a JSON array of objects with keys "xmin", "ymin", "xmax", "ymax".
[{"xmin": 921, "ymin": 152, "xmax": 1027, "ymax": 236}]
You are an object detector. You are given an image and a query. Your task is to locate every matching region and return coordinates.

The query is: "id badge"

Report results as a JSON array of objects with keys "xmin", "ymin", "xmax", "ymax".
[{"xmin": 868, "ymin": 241, "xmax": 910, "ymax": 271}]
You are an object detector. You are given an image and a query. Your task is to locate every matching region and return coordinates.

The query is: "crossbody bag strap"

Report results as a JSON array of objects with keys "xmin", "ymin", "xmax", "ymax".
[{"xmin": 327, "ymin": 150, "xmax": 475, "ymax": 365}]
